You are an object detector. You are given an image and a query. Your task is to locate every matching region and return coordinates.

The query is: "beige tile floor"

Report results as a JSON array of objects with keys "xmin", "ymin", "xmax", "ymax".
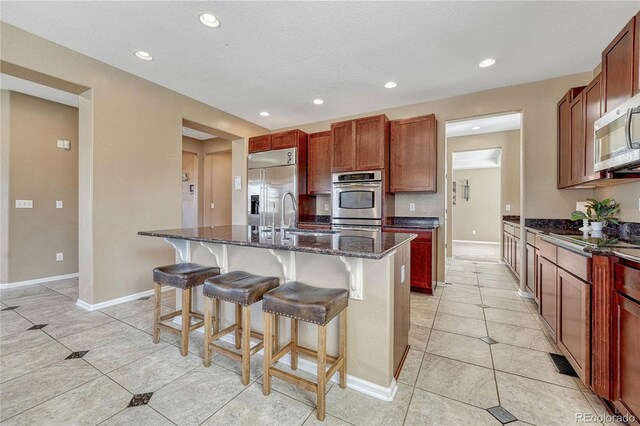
[
  {"xmin": 452, "ymin": 241, "xmax": 501, "ymax": 262},
  {"xmin": 0, "ymin": 261, "xmax": 620, "ymax": 425}
]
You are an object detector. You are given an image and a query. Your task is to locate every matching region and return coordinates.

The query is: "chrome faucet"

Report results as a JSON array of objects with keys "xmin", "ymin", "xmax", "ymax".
[{"xmin": 281, "ymin": 191, "xmax": 298, "ymax": 230}]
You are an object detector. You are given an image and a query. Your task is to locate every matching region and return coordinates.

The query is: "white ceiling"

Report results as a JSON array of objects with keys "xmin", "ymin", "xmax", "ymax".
[
  {"xmin": 182, "ymin": 127, "xmax": 217, "ymax": 140},
  {"xmin": 0, "ymin": 73, "xmax": 79, "ymax": 107},
  {"xmin": 446, "ymin": 112, "xmax": 522, "ymax": 138},
  {"xmin": 1, "ymin": 2, "xmax": 637, "ymax": 130},
  {"xmin": 452, "ymin": 148, "xmax": 502, "ymax": 170}
]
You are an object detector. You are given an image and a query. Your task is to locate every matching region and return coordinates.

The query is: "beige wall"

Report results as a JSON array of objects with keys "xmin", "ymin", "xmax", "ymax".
[
  {"xmin": 1, "ymin": 22, "xmax": 267, "ymax": 302},
  {"xmin": 451, "ymin": 167, "xmax": 501, "ymax": 243},
  {"xmin": 277, "ymin": 72, "xmax": 596, "ymax": 281},
  {"xmin": 2, "ymin": 91, "xmax": 79, "ymax": 283},
  {"xmin": 593, "ymin": 182, "xmax": 640, "ymax": 223}
]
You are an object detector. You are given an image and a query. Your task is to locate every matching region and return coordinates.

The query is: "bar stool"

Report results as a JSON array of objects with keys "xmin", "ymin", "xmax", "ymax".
[
  {"xmin": 152, "ymin": 263, "xmax": 220, "ymax": 356},
  {"xmin": 202, "ymin": 271, "xmax": 280, "ymax": 385},
  {"xmin": 262, "ymin": 281, "xmax": 348, "ymax": 421}
]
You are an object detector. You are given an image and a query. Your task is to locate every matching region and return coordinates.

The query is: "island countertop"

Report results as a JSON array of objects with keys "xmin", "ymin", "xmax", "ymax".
[{"xmin": 138, "ymin": 225, "xmax": 416, "ymax": 259}]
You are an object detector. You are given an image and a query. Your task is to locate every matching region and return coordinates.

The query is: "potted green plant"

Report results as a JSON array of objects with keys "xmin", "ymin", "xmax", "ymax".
[{"xmin": 571, "ymin": 198, "xmax": 620, "ymax": 232}]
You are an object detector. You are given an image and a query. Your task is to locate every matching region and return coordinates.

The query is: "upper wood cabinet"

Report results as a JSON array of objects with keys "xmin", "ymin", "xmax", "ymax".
[
  {"xmin": 330, "ymin": 120, "xmax": 356, "ymax": 172},
  {"xmin": 583, "ymin": 75, "xmax": 605, "ymax": 181},
  {"xmin": 602, "ymin": 16, "xmax": 639, "ymax": 113},
  {"xmin": 390, "ymin": 114, "xmax": 437, "ymax": 192},
  {"xmin": 557, "ymin": 86, "xmax": 585, "ymax": 188},
  {"xmin": 308, "ymin": 131, "xmax": 332, "ymax": 194},
  {"xmin": 331, "ymin": 114, "xmax": 389, "ymax": 172},
  {"xmin": 248, "ymin": 134, "xmax": 272, "ymax": 153},
  {"xmin": 271, "ymin": 129, "xmax": 308, "ymax": 151}
]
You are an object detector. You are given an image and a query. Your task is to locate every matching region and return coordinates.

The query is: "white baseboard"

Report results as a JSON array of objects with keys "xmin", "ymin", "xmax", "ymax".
[
  {"xmin": 452, "ymin": 240, "xmax": 500, "ymax": 245},
  {"xmin": 0, "ymin": 273, "xmax": 79, "ymax": 290},
  {"xmin": 173, "ymin": 317, "xmax": 398, "ymax": 402},
  {"xmin": 518, "ymin": 290, "xmax": 535, "ymax": 299},
  {"xmin": 76, "ymin": 286, "xmax": 172, "ymax": 311}
]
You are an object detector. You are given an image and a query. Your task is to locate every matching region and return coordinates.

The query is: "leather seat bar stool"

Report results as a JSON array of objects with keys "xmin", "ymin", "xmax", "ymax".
[
  {"xmin": 262, "ymin": 281, "xmax": 348, "ymax": 421},
  {"xmin": 202, "ymin": 271, "xmax": 280, "ymax": 385},
  {"xmin": 152, "ymin": 263, "xmax": 220, "ymax": 356}
]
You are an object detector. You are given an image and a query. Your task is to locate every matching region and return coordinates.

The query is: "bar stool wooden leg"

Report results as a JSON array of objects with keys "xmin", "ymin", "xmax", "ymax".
[
  {"xmin": 152, "ymin": 283, "xmax": 161, "ymax": 344},
  {"xmin": 274, "ymin": 315, "xmax": 279, "ymax": 353},
  {"xmin": 263, "ymin": 312, "xmax": 272, "ymax": 396},
  {"xmin": 180, "ymin": 288, "xmax": 191, "ymax": 356},
  {"xmin": 317, "ymin": 324, "xmax": 327, "ymax": 421},
  {"xmin": 214, "ymin": 298, "xmax": 221, "ymax": 334},
  {"xmin": 291, "ymin": 319, "xmax": 298, "ymax": 370},
  {"xmin": 203, "ymin": 296, "xmax": 213, "ymax": 367},
  {"xmin": 241, "ymin": 305, "xmax": 251, "ymax": 385},
  {"xmin": 339, "ymin": 309, "xmax": 347, "ymax": 388},
  {"xmin": 235, "ymin": 304, "xmax": 242, "ymax": 349}
]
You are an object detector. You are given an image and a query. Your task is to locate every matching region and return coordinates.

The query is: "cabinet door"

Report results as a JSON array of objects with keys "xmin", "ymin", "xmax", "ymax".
[
  {"xmin": 538, "ymin": 255, "xmax": 558, "ymax": 340},
  {"xmin": 271, "ymin": 130, "xmax": 298, "ymax": 150},
  {"xmin": 533, "ymin": 248, "xmax": 540, "ymax": 303},
  {"xmin": 308, "ymin": 131, "xmax": 332, "ymax": 194},
  {"xmin": 583, "ymin": 74, "xmax": 603, "ymax": 181},
  {"xmin": 410, "ymin": 239, "xmax": 433, "ymax": 292},
  {"xmin": 557, "ymin": 93, "xmax": 572, "ymax": 188},
  {"xmin": 355, "ymin": 115, "xmax": 387, "ymax": 171},
  {"xmin": 569, "ymin": 94, "xmax": 585, "ymax": 185},
  {"xmin": 602, "ymin": 17, "xmax": 637, "ymax": 112},
  {"xmin": 557, "ymin": 269, "xmax": 591, "ymax": 385},
  {"xmin": 503, "ymin": 232, "xmax": 510, "ymax": 264},
  {"xmin": 248, "ymin": 134, "xmax": 272, "ymax": 153},
  {"xmin": 514, "ymin": 237, "xmax": 521, "ymax": 277},
  {"xmin": 331, "ymin": 120, "xmax": 356, "ymax": 172},
  {"xmin": 526, "ymin": 244, "xmax": 535, "ymax": 294},
  {"xmin": 390, "ymin": 115, "xmax": 436, "ymax": 192},
  {"xmin": 612, "ymin": 293, "xmax": 640, "ymax": 420}
]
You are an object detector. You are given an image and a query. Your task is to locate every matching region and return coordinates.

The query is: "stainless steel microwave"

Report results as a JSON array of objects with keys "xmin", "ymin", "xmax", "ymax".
[{"xmin": 594, "ymin": 93, "xmax": 640, "ymax": 172}]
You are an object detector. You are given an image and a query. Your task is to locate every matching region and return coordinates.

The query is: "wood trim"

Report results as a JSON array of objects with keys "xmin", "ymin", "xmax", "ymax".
[{"xmin": 591, "ymin": 255, "xmax": 615, "ymax": 399}]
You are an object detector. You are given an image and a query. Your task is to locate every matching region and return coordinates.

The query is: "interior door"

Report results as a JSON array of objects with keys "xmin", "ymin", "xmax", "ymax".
[
  {"xmin": 182, "ymin": 151, "xmax": 198, "ymax": 228},
  {"xmin": 204, "ymin": 151, "xmax": 232, "ymax": 226}
]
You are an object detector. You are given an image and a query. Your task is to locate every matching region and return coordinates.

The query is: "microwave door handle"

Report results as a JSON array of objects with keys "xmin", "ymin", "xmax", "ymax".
[{"xmin": 626, "ymin": 106, "xmax": 640, "ymax": 149}]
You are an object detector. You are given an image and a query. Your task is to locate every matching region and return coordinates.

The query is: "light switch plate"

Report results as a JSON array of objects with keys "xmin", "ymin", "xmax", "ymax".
[
  {"xmin": 56, "ymin": 253, "xmax": 63, "ymax": 261},
  {"xmin": 56, "ymin": 201, "xmax": 63, "ymax": 209},
  {"xmin": 234, "ymin": 176, "xmax": 242, "ymax": 190},
  {"xmin": 210, "ymin": 203, "xmax": 215, "ymax": 209},
  {"xmin": 506, "ymin": 204, "xmax": 511, "ymax": 211},
  {"xmin": 15, "ymin": 200, "xmax": 33, "ymax": 208}
]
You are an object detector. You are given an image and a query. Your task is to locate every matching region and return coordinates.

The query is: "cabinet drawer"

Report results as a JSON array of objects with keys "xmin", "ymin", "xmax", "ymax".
[
  {"xmin": 526, "ymin": 231, "xmax": 537, "ymax": 246},
  {"xmin": 536, "ymin": 236, "xmax": 557, "ymax": 263},
  {"xmin": 558, "ymin": 247, "xmax": 591, "ymax": 283},
  {"xmin": 503, "ymin": 223, "xmax": 515, "ymax": 235},
  {"xmin": 615, "ymin": 262, "xmax": 640, "ymax": 303}
]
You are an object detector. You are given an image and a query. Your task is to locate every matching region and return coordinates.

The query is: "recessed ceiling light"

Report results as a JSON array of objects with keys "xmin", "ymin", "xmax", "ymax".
[
  {"xmin": 471, "ymin": 126, "xmax": 481, "ymax": 130},
  {"xmin": 199, "ymin": 13, "xmax": 221, "ymax": 28},
  {"xmin": 134, "ymin": 50, "xmax": 153, "ymax": 61},
  {"xmin": 313, "ymin": 99, "xmax": 324, "ymax": 105},
  {"xmin": 384, "ymin": 81, "xmax": 397, "ymax": 89},
  {"xmin": 478, "ymin": 59, "xmax": 496, "ymax": 68},
  {"xmin": 260, "ymin": 111, "xmax": 270, "ymax": 117}
]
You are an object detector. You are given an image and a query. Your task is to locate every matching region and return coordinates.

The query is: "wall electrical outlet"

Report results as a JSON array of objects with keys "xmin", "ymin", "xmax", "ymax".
[
  {"xmin": 324, "ymin": 204, "xmax": 330, "ymax": 212},
  {"xmin": 401, "ymin": 265, "xmax": 406, "ymax": 283},
  {"xmin": 15, "ymin": 200, "xmax": 33, "ymax": 208},
  {"xmin": 472, "ymin": 230, "xmax": 477, "ymax": 235},
  {"xmin": 56, "ymin": 253, "xmax": 63, "ymax": 261},
  {"xmin": 56, "ymin": 201, "xmax": 63, "ymax": 209},
  {"xmin": 506, "ymin": 204, "xmax": 511, "ymax": 211},
  {"xmin": 409, "ymin": 203, "xmax": 416, "ymax": 211},
  {"xmin": 56, "ymin": 139, "xmax": 70, "ymax": 150},
  {"xmin": 210, "ymin": 203, "xmax": 215, "ymax": 209}
]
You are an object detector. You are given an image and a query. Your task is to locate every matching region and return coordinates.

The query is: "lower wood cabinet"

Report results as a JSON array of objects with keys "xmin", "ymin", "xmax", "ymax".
[
  {"xmin": 526, "ymin": 243, "xmax": 536, "ymax": 299},
  {"xmin": 384, "ymin": 228, "xmax": 437, "ymax": 294},
  {"xmin": 557, "ymin": 269, "xmax": 591, "ymax": 385},
  {"xmin": 537, "ymin": 255, "xmax": 558, "ymax": 340}
]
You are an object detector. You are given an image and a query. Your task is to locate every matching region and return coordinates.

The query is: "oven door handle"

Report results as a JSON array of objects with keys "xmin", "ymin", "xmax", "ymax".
[
  {"xmin": 626, "ymin": 106, "xmax": 640, "ymax": 150},
  {"xmin": 333, "ymin": 182, "xmax": 381, "ymax": 188}
]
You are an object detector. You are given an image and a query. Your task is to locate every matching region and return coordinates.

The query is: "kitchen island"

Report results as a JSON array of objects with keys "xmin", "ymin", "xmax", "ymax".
[{"xmin": 139, "ymin": 225, "xmax": 415, "ymax": 401}]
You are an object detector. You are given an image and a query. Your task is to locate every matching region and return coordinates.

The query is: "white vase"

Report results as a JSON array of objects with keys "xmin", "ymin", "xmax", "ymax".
[{"xmin": 590, "ymin": 221, "xmax": 604, "ymax": 232}]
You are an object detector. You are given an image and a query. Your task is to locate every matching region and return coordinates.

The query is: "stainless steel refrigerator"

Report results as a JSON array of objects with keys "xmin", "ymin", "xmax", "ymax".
[{"xmin": 247, "ymin": 148, "xmax": 298, "ymax": 228}]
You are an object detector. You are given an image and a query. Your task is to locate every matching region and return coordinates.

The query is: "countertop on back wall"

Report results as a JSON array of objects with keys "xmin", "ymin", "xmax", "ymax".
[{"xmin": 384, "ymin": 216, "xmax": 440, "ymax": 230}]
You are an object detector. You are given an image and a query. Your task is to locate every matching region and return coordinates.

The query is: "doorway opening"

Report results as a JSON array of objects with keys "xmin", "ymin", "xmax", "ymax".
[
  {"xmin": 445, "ymin": 112, "xmax": 522, "ymax": 264},
  {"xmin": 181, "ymin": 121, "xmax": 233, "ymax": 227}
]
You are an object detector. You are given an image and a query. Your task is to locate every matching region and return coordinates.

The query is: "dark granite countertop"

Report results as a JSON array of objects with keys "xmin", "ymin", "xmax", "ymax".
[
  {"xmin": 522, "ymin": 219, "xmax": 640, "ymax": 263},
  {"xmin": 502, "ymin": 215, "xmax": 520, "ymax": 225},
  {"xmin": 384, "ymin": 216, "xmax": 440, "ymax": 230},
  {"xmin": 139, "ymin": 226, "xmax": 416, "ymax": 260}
]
